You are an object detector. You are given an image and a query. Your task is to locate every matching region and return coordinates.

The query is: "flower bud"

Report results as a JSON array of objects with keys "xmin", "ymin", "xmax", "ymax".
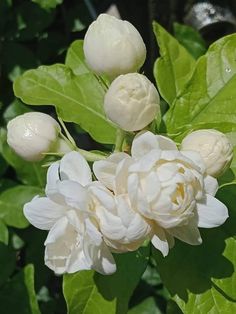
[
  {"xmin": 181, "ymin": 129, "xmax": 233, "ymax": 177},
  {"xmin": 83, "ymin": 14, "xmax": 146, "ymax": 79},
  {"xmin": 104, "ymin": 73, "xmax": 160, "ymax": 131},
  {"xmin": 7, "ymin": 112, "xmax": 61, "ymax": 161}
]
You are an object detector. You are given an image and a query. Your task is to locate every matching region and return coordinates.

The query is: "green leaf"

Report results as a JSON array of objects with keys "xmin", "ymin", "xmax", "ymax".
[
  {"xmin": 153, "ymin": 22, "xmax": 196, "ymax": 106},
  {"xmin": 128, "ymin": 297, "xmax": 162, "ymax": 314},
  {"xmin": 173, "ymin": 23, "xmax": 207, "ymax": 59},
  {"xmin": 0, "ymin": 264, "xmax": 41, "ymax": 314},
  {"xmin": 0, "ymin": 129, "xmax": 47, "ymax": 187},
  {"xmin": 165, "ymin": 34, "xmax": 236, "ymax": 135},
  {"xmin": 32, "ymin": 0, "xmax": 63, "ymax": 10},
  {"xmin": 0, "ymin": 243, "xmax": 15, "ymax": 287},
  {"xmin": 0, "ymin": 185, "xmax": 43, "ymax": 228},
  {"xmin": 63, "ymin": 246, "xmax": 150, "ymax": 314},
  {"xmin": 3, "ymin": 98, "xmax": 31, "ymax": 123},
  {"xmin": 0, "ymin": 220, "xmax": 8, "ymax": 245},
  {"xmin": 14, "ymin": 64, "xmax": 116, "ymax": 144},
  {"xmin": 65, "ymin": 40, "xmax": 90, "ymax": 75},
  {"xmin": 152, "ymin": 183, "xmax": 236, "ymax": 314}
]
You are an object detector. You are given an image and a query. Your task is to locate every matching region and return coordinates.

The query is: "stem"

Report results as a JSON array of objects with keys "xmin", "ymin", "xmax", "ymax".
[
  {"xmin": 114, "ymin": 129, "xmax": 126, "ymax": 152},
  {"xmin": 76, "ymin": 148, "xmax": 108, "ymax": 162},
  {"xmin": 58, "ymin": 117, "xmax": 77, "ymax": 148}
]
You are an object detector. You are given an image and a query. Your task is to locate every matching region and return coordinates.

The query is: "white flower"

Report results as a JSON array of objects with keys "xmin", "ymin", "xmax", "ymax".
[
  {"xmin": 93, "ymin": 131, "xmax": 228, "ymax": 256},
  {"xmin": 88, "ymin": 181, "xmax": 152, "ymax": 252},
  {"xmin": 104, "ymin": 73, "xmax": 160, "ymax": 131},
  {"xmin": 24, "ymin": 151, "xmax": 116, "ymax": 275},
  {"xmin": 181, "ymin": 129, "xmax": 233, "ymax": 177},
  {"xmin": 83, "ymin": 14, "xmax": 146, "ymax": 79},
  {"xmin": 7, "ymin": 112, "xmax": 60, "ymax": 161}
]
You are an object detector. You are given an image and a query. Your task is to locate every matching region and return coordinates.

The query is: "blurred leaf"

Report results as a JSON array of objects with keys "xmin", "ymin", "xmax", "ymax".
[
  {"xmin": 65, "ymin": 40, "xmax": 90, "ymax": 75},
  {"xmin": 141, "ymin": 264, "xmax": 162, "ymax": 287},
  {"xmin": 14, "ymin": 64, "xmax": 117, "ymax": 144},
  {"xmin": 0, "ymin": 155, "xmax": 8, "ymax": 177},
  {"xmin": 152, "ymin": 184, "xmax": 236, "ymax": 313},
  {"xmin": 63, "ymin": 246, "xmax": 150, "ymax": 314},
  {"xmin": 3, "ymin": 98, "xmax": 31, "ymax": 123},
  {"xmin": 128, "ymin": 297, "xmax": 162, "ymax": 314},
  {"xmin": 0, "ymin": 220, "xmax": 8, "ymax": 245},
  {"xmin": 0, "ymin": 185, "xmax": 43, "ymax": 228},
  {"xmin": 165, "ymin": 34, "xmax": 236, "ymax": 135},
  {"xmin": 173, "ymin": 23, "xmax": 207, "ymax": 59},
  {"xmin": 65, "ymin": 3, "xmax": 91, "ymax": 33},
  {"xmin": 153, "ymin": 22, "xmax": 196, "ymax": 106},
  {"xmin": 0, "ymin": 264, "xmax": 41, "ymax": 314},
  {"xmin": 0, "ymin": 0, "xmax": 12, "ymax": 34},
  {"xmin": 0, "ymin": 129, "xmax": 47, "ymax": 187},
  {"xmin": 0, "ymin": 242, "xmax": 15, "ymax": 287},
  {"xmin": 2, "ymin": 42, "xmax": 38, "ymax": 81},
  {"xmin": 11, "ymin": 233, "xmax": 25, "ymax": 250},
  {"xmin": 166, "ymin": 300, "xmax": 183, "ymax": 314},
  {"xmin": 0, "ymin": 178, "xmax": 17, "ymax": 193},
  {"xmin": 32, "ymin": 0, "xmax": 63, "ymax": 10}
]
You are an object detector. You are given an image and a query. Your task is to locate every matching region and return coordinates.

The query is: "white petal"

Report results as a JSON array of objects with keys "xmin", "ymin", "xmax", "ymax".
[
  {"xmin": 167, "ymin": 215, "xmax": 202, "ymax": 245},
  {"xmin": 196, "ymin": 194, "xmax": 229, "ymax": 228},
  {"xmin": 158, "ymin": 135, "xmax": 177, "ymax": 150},
  {"xmin": 45, "ymin": 161, "xmax": 60, "ymax": 199},
  {"xmin": 131, "ymin": 131, "xmax": 160, "ymax": 158},
  {"xmin": 181, "ymin": 150, "xmax": 205, "ymax": 173},
  {"xmin": 23, "ymin": 196, "xmax": 66, "ymax": 230},
  {"xmin": 93, "ymin": 152, "xmax": 129, "ymax": 190},
  {"xmin": 56, "ymin": 180, "xmax": 89, "ymax": 211},
  {"xmin": 67, "ymin": 247, "xmax": 92, "ymax": 273},
  {"xmin": 60, "ymin": 151, "xmax": 92, "ymax": 186},
  {"xmin": 151, "ymin": 226, "xmax": 172, "ymax": 257},
  {"xmin": 204, "ymin": 175, "xmax": 218, "ymax": 196},
  {"xmin": 129, "ymin": 150, "xmax": 160, "ymax": 173}
]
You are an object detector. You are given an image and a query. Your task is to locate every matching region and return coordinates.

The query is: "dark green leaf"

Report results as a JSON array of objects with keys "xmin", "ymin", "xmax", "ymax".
[
  {"xmin": 0, "ymin": 220, "xmax": 8, "ymax": 245},
  {"xmin": 32, "ymin": 0, "xmax": 63, "ymax": 10},
  {"xmin": 153, "ymin": 22, "xmax": 196, "ymax": 106},
  {"xmin": 0, "ymin": 242, "xmax": 15, "ymax": 287},
  {"xmin": 128, "ymin": 297, "xmax": 162, "ymax": 314},
  {"xmin": 3, "ymin": 98, "xmax": 31, "ymax": 123}
]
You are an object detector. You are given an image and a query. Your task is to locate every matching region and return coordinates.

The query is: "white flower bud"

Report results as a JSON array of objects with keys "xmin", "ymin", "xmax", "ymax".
[
  {"xmin": 104, "ymin": 73, "xmax": 160, "ymax": 131},
  {"xmin": 181, "ymin": 129, "xmax": 233, "ymax": 177},
  {"xmin": 7, "ymin": 112, "xmax": 61, "ymax": 161},
  {"xmin": 83, "ymin": 14, "xmax": 146, "ymax": 79}
]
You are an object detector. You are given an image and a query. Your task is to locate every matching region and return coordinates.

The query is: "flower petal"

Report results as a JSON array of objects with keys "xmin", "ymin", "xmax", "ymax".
[
  {"xmin": 45, "ymin": 161, "xmax": 60, "ymax": 199},
  {"xmin": 24, "ymin": 196, "xmax": 66, "ymax": 230},
  {"xmin": 60, "ymin": 151, "xmax": 92, "ymax": 186},
  {"xmin": 151, "ymin": 226, "xmax": 173, "ymax": 257},
  {"xmin": 158, "ymin": 135, "xmax": 177, "ymax": 150},
  {"xmin": 196, "ymin": 194, "xmax": 229, "ymax": 228},
  {"xmin": 204, "ymin": 175, "xmax": 218, "ymax": 196},
  {"xmin": 131, "ymin": 131, "xmax": 160, "ymax": 158}
]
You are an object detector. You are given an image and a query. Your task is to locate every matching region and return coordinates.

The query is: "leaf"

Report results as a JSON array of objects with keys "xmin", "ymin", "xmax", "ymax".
[
  {"xmin": 0, "ymin": 243, "xmax": 15, "ymax": 287},
  {"xmin": 0, "ymin": 220, "xmax": 8, "ymax": 245},
  {"xmin": 14, "ymin": 64, "xmax": 117, "ymax": 144},
  {"xmin": 0, "ymin": 264, "xmax": 41, "ymax": 314},
  {"xmin": 128, "ymin": 297, "xmax": 162, "ymax": 314},
  {"xmin": 65, "ymin": 40, "xmax": 90, "ymax": 75},
  {"xmin": 152, "ymin": 183, "xmax": 236, "ymax": 314},
  {"xmin": 32, "ymin": 0, "xmax": 63, "ymax": 10},
  {"xmin": 0, "ymin": 129, "xmax": 47, "ymax": 187},
  {"xmin": 165, "ymin": 34, "xmax": 236, "ymax": 135},
  {"xmin": 63, "ymin": 246, "xmax": 150, "ymax": 314},
  {"xmin": 0, "ymin": 185, "xmax": 43, "ymax": 228},
  {"xmin": 3, "ymin": 98, "xmax": 31, "ymax": 123},
  {"xmin": 153, "ymin": 22, "xmax": 196, "ymax": 106},
  {"xmin": 173, "ymin": 23, "xmax": 207, "ymax": 59}
]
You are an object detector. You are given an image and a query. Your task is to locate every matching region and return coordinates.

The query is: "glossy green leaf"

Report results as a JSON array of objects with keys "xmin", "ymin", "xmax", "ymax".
[
  {"xmin": 63, "ymin": 246, "xmax": 150, "ymax": 314},
  {"xmin": 153, "ymin": 22, "xmax": 196, "ymax": 106},
  {"xmin": 173, "ymin": 23, "xmax": 207, "ymax": 59},
  {"xmin": 0, "ymin": 220, "xmax": 8, "ymax": 245},
  {"xmin": 165, "ymin": 34, "xmax": 236, "ymax": 135},
  {"xmin": 32, "ymin": 0, "xmax": 63, "ymax": 10},
  {"xmin": 0, "ymin": 129, "xmax": 47, "ymax": 187},
  {"xmin": 128, "ymin": 297, "xmax": 162, "ymax": 314},
  {"xmin": 0, "ymin": 243, "xmax": 15, "ymax": 287},
  {"xmin": 14, "ymin": 64, "xmax": 116, "ymax": 144},
  {"xmin": 0, "ymin": 264, "xmax": 41, "ymax": 314},
  {"xmin": 65, "ymin": 40, "xmax": 90, "ymax": 75},
  {"xmin": 152, "ymin": 184, "xmax": 236, "ymax": 314},
  {"xmin": 0, "ymin": 185, "xmax": 43, "ymax": 228}
]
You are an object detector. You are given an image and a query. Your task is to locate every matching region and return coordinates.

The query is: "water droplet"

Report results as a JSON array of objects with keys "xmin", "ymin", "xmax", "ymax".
[{"xmin": 226, "ymin": 68, "xmax": 232, "ymax": 73}]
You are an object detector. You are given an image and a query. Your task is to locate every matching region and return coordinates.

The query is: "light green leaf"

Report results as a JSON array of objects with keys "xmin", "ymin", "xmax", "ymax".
[
  {"xmin": 173, "ymin": 23, "xmax": 207, "ymax": 59},
  {"xmin": 32, "ymin": 0, "xmax": 63, "ymax": 10},
  {"xmin": 152, "ymin": 183, "xmax": 236, "ymax": 314},
  {"xmin": 0, "ymin": 129, "xmax": 47, "ymax": 187},
  {"xmin": 63, "ymin": 246, "xmax": 150, "ymax": 314},
  {"xmin": 0, "ymin": 264, "xmax": 41, "ymax": 314},
  {"xmin": 0, "ymin": 220, "xmax": 8, "ymax": 245},
  {"xmin": 65, "ymin": 40, "xmax": 90, "ymax": 75},
  {"xmin": 13, "ymin": 64, "xmax": 116, "ymax": 144},
  {"xmin": 165, "ymin": 34, "xmax": 236, "ymax": 135},
  {"xmin": 153, "ymin": 22, "xmax": 196, "ymax": 106},
  {"xmin": 128, "ymin": 297, "xmax": 162, "ymax": 314},
  {"xmin": 0, "ymin": 185, "xmax": 43, "ymax": 228}
]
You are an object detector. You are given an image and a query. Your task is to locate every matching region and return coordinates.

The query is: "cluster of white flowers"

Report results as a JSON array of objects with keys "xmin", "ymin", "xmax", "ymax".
[{"xmin": 7, "ymin": 13, "xmax": 233, "ymax": 276}]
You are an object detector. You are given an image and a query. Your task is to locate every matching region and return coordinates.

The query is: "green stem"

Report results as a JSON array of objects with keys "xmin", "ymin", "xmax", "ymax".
[
  {"xmin": 114, "ymin": 129, "xmax": 126, "ymax": 152},
  {"xmin": 76, "ymin": 148, "xmax": 108, "ymax": 162}
]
